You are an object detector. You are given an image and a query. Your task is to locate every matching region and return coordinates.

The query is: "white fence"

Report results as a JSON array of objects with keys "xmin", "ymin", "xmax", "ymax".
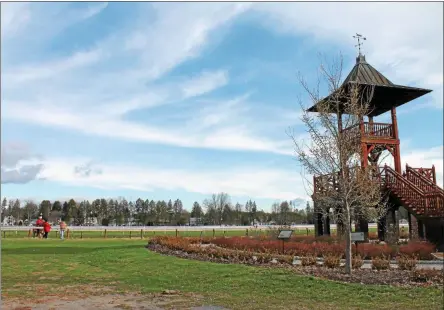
[{"xmin": 0, "ymin": 223, "xmax": 408, "ymax": 231}]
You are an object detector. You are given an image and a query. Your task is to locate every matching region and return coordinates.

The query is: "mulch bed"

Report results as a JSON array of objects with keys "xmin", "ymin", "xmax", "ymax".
[{"xmin": 147, "ymin": 243, "xmax": 444, "ymax": 288}]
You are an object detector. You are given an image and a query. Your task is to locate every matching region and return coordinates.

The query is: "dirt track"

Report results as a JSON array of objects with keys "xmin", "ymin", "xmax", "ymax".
[{"xmin": 3, "ymin": 289, "xmax": 228, "ymax": 310}]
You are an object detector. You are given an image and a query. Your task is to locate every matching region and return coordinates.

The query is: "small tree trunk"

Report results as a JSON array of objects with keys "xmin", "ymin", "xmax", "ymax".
[{"xmin": 344, "ymin": 204, "xmax": 352, "ymax": 275}]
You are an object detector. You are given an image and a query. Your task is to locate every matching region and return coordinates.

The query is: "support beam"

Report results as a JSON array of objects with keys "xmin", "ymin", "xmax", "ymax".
[
  {"xmin": 386, "ymin": 208, "xmax": 399, "ymax": 244},
  {"xmin": 394, "ymin": 144, "xmax": 402, "ymax": 174},
  {"xmin": 377, "ymin": 215, "xmax": 386, "ymax": 241},
  {"xmin": 368, "ymin": 116, "xmax": 374, "ymax": 135},
  {"xmin": 418, "ymin": 219, "xmax": 425, "ymax": 239},
  {"xmin": 432, "ymin": 165, "xmax": 437, "ymax": 184},
  {"xmin": 314, "ymin": 206, "xmax": 324, "ymax": 237},
  {"xmin": 390, "ymin": 107, "xmax": 402, "ymax": 173},
  {"xmin": 323, "ymin": 214, "xmax": 331, "ymax": 236},
  {"xmin": 360, "ymin": 117, "xmax": 368, "ymax": 168},
  {"xmin": 408, "ymin": 212, "xmax": 419, "ymax": 240}
]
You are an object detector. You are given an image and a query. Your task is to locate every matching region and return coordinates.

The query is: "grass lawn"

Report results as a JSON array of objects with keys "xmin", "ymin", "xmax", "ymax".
[
  {"xmin": 0, "ymin": 228, "xmax": 316, "ymax": 239},
  {"xmin": 1, "ymin": 226, "xmax": 383, "ymax": 239},
  {"xmin": 1, "ymin": 239, "xmax": 442, "ymax": 309},
  {"xmin": 2, "ymin": 227, "xmax": 268, "ymax": 239}
]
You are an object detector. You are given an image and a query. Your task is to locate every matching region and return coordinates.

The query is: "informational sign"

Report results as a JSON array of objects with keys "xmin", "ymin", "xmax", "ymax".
[
  {"xmin": 351, "ymin": 232, "xmax": 365, "ymax": 242},
  {"xmin": 277, "ymin": 230, "xmax": 293, "ymax": 240}
]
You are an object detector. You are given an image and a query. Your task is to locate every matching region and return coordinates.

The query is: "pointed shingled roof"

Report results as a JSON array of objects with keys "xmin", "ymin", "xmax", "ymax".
[
  {"xmin": 307, "ymin": 54, "xmax": 432, "ymax": 117},
  {"xmin": 342, "ymin": 55, "xmax": 393, "ymax": 86}
]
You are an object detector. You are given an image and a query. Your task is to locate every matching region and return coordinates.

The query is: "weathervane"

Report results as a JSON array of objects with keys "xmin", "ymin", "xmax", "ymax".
[{"xmin": 353, "ymin": 33, "xmax": 366, "ymax": 56}]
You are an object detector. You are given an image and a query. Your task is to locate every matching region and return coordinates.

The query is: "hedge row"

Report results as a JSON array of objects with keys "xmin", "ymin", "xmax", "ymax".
[{"xmin": 208, "ymin": 236, "xmax": 435, "ymax": 260}]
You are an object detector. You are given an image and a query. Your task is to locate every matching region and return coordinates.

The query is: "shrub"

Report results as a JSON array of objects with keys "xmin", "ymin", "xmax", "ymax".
[
  {"xmin": 301, "ymin": 256, "xmax": 317, "ymax": 266},
  {"xmin": 275, "ymin": 254, "xmax": 294, "ymax": 265},
  {"xmin": 371, "ymin": 256, "xmax": 391, "ymax": 270},
  {"xmin": 358, "ymin": 243, "xmax": 395, "ymax": 259},
  {"xmin": 399, "ymin": 241, "xmax": 436, "ymax": 260},
  {"xmin": 397, "ymin": 255, "xmax": 417, "ymax": 270},
  {"xmin": 323, "ymin": 255, "xmax": 341, "ymax": 269},
  {"xmin": 352, "ymin": 255, "xmax": 364, "ymax": 269},
  {"xmin": 256, "ymin": 253, "xmax": 273, "ymax": 264},
  {"xmin": 316, "ymin": 242, "xmax": 343, "ymax": 258},
  {"xmin": 368, "ymin": 231, "xmax": 379, "ymax": 240},
  {"xmin": 410, "ymin": 269, "xmax": 444, "ymax": 284},
  {"xmin": 153, "ymin": 235, "xmax": 437, "ymax": 264}
]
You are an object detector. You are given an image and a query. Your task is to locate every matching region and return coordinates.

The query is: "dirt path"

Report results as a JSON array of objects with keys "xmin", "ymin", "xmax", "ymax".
[{"xmin": 2, "ymin": 285, "xmax": 228, "ymax": 310}]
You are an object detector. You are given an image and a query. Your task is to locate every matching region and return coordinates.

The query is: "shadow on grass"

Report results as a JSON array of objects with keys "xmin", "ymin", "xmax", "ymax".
[{"xmin": 1, "ymin": 244, "xmax": 144, "ymax": 255}]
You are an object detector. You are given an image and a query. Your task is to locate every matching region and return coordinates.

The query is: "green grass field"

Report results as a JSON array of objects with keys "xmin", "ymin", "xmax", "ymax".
[
  {"xmin": 1, "ymin": 239, "xmax": 442, "ymax": 310},
  {"xmin": 1, "ymin": 226, "xmax": 382, "ymax": 239},
  {"xmin": 0, "ymin": 228, "xmax": 315, "ymax": 239}
]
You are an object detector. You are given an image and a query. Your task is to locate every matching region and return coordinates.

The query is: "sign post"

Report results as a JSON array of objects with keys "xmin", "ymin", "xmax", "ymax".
[
  {"xmin": 277, "ymin": 230, "xmax": 293, "ymax": 254},
  {"xmin": 351, "ymin": 232, "xmax": 365, "ymax": 256}
]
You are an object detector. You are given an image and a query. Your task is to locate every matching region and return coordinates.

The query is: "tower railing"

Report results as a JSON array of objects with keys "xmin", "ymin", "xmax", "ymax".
[{"xmin": 341, "ymin": 122, "xmax": 395, "ymax": 139}]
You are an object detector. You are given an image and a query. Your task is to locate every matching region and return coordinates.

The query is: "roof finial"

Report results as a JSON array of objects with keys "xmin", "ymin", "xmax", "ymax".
[{"xmin": 353, "ymin": 33, "xmax": 366, "ymax": 56}]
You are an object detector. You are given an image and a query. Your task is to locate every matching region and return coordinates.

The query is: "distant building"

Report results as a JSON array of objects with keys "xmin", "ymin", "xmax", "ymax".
[
  {"xmin": 84, "ymin": 217, "xmax": 99, "ymax": 226},
  {"xmin": 2, "ymin": 216, "xmax": 15, "ymax": 226},
  {"xmin": 189, "ymin": 217, "xmax": 203, "ymax": 226}
]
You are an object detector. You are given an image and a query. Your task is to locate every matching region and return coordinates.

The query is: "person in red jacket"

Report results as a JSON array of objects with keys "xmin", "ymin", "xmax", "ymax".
[
  {"xmin": 42, "ymin": 220, "xmax": 51, "ymax": 239},
  {"xmin": 34, "ymin": 216, "xmax": 44, "ymax": 238}
]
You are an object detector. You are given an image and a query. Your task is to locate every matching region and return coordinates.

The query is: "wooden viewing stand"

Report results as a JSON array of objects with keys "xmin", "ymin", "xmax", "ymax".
[{"xmin": 308, "ymin": 52, "xmax": 444, "ymax": 246}]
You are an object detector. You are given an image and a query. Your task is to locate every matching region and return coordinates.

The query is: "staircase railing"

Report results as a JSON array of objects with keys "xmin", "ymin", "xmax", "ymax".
[
  {"xmin": 381, "ymin": 165, "xmax": 443, "ymax": 217},
  {"xmin": 379, "ymin": 165, "xmax": 427, "ymax": 215},
  {"xmin": 314, "ymin": 165, "xmax": 443, "ymax": 217},
  {"xmin": 404, "ymin": 164, "xmax": 444, "ymax": 195}
]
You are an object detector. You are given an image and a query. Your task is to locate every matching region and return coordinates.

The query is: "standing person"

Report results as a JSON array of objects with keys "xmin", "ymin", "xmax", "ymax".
[
  {"xmin": 43, "ymin": 220, "xmax": 51, "ymax": 239},
  {"xmin": 34, "ymin": 216, "xmax": 44, "ymax": 238},
  {"xmin": 59, "ymin": 219, "xmax": 67, "ymax": 240}
]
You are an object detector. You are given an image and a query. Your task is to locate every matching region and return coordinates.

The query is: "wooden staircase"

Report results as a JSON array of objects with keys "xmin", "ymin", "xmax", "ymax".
[
  {"xmin": 313, "ymin": 165, "xmax": 444, "ymax": 218},
  {"xmin": 379, "ymin": 165, "xmax": 443, "ymax": 218}
]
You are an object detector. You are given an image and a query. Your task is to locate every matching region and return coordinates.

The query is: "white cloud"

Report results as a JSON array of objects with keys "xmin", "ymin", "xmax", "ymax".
[
  {"xmin": 0, "ymin": 3, "xmax": 31, "ymax": 38},
  {"xmin": 124, "ymin": 3, "xmax": 251, "ymax": 80},
  {"xmin": 1, "ymin": 143, "xmax": 44, "ymax": 184},
  {"xmin": 1, "ymin": 3, "xmax": 441, "ymax": 160},
  {"xmin": 3, "ymin": 49, "xmax": 104, "ymax": 84},
  {"xmin": 1, "ymin": 3, "xmax": 109, "ymax": 43},
  {"xmin": 181, "ymin": 70, "xmax": 228, "ymax": 98},
  {"xmin": 253, "ymin": 2, "xmax": 443, "ymax": 109},
  {"xmin": 381, "ymin": 145, "xmax": 443, "ymax": 187},
  {"xmin": 81, "ymin": 2, "xmax": 108, "ymax": 19},
  {"xmin": 2, "ymin": 98, "xmax": 292, "ymax": 156},
  {"xmin": 36, "ymin": 156, "xmax": 307, "ymax": 201},
  {"xmin": 2, "ymin": 3, "xmax": 294, "ymax": 156},
  {"xmin": 30, "ymin": 145, "xmax": 442, "ymax": 202}
]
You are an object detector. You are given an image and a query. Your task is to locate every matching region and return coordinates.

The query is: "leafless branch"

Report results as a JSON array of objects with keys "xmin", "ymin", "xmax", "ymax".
[{"xmin": 288, "ymin": 53, "xmax": 389, "ymax": 274}]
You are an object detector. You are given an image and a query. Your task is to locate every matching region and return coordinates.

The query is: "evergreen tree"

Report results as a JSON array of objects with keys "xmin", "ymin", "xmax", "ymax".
[
  {"xmin": 52, "ymin": 200, "xmax": 62, "ymax": 211},
  {"xmin": 39, "ymin": 200, "xmax": 51, "ymax": 220},
  {"xmin": 1, "ymin": 197, "xmax": 8, "ymax": 220},
  {"xmin": 191, "ymin": 202, "xmax": 203, "ymax": 218}
]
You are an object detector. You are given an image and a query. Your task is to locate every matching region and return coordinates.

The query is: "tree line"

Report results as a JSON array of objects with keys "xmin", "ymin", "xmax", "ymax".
[{"xmin": 0, "ymin": 193, "xmax": 315, "ymax": 226}]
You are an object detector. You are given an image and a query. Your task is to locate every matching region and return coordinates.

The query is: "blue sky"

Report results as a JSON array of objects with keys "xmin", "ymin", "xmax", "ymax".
[{"xmin": 1, "ymin": 2, "xmax": 443, "ymax": 211}]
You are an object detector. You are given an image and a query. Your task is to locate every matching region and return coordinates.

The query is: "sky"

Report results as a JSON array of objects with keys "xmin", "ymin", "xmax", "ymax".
[{"xmin": 1, "ymin": 2, "xmax": 443, "ymax": 211}]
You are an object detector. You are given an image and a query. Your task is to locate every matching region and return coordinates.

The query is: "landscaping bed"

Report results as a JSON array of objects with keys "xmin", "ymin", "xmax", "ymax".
[
  {"xmin": 210, "ymin": 236, "xmax": 436, "ymax": 260},
  {"xmin": 147, "ymin": 236, "xmax": 444, "ymax": 288}
]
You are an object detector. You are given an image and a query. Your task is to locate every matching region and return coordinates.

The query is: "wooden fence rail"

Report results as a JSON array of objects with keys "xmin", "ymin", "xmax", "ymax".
[{"xmin": 0, "ymin": 224, "xmax": 408, "ymax": 239}]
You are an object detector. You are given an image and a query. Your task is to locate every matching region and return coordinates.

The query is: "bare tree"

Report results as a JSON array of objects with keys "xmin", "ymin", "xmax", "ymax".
[
  {"xmin": 287, "ymin": 53, "xmax": 388, "ymax": 274},
  {"xmin": 24, "ymin": 200, "xmax": 38, "ymax": 222},
  {"xmin": 203, "ymin": 193, "xmax": 231, "ymax": 225}
]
